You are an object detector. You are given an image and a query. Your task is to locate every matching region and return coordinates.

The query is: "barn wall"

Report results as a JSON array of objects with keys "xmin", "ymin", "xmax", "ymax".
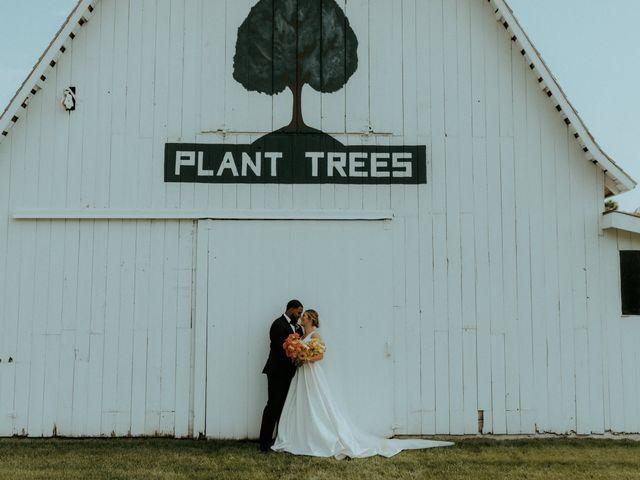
[
  {"xmin": 0, "ymin": 0, "xmax": 637, "ymax": 437},
  {"xmin": 0, "ymin": 218, "xmax": 194, "ymax": 437},
  {"xmin": 599, "ymin": 229, "xmax": 640, "ymax": 434}
]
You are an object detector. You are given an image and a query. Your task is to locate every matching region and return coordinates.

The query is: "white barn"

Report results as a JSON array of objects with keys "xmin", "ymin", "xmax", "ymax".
[{"xmin": 1, "ymin": 0, "xmax": 639, "ymax": 439}]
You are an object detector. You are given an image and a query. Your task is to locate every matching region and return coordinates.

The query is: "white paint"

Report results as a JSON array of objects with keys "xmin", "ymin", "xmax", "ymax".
[{"xmin": 0, "ymin": 0, "xmax": 638, "ymax": 439}]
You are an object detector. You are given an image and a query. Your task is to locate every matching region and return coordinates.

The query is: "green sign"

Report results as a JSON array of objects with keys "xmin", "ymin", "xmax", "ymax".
[{"xmin": 165, "ymin": 0, "xmax": 427, "ymax": 185}]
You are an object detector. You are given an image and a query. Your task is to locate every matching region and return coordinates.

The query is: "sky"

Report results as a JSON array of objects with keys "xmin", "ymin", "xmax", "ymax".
[{"xmin": 0, "ymin": 0, "xmax": 638, "ymax": 211}]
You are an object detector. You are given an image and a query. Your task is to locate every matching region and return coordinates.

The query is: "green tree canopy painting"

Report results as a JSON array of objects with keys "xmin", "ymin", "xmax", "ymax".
[{"xmin": 233, "ymin": 0, "xmax": 359, "ymax": 133}]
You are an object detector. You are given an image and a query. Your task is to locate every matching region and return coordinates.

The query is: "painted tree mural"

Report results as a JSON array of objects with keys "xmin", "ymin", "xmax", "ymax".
[{"xmin": 233, "ymin": 0, "xmax": 359, "ymax": 133}]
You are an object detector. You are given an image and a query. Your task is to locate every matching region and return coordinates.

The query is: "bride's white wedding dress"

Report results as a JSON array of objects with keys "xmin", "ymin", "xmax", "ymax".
[{"xmin": 272, "ymin": 330, "xmax": 453, "ymax": 459}]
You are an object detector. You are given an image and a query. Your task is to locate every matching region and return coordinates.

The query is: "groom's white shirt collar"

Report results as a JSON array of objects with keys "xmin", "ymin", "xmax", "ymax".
[{"xmin": 284, "ymin": 313, "xmax": 296, "ymax": 332}]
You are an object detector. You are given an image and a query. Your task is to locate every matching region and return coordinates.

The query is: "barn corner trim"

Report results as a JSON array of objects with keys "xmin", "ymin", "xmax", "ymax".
[{"xmin": 0, "ymin": 0, "xmax": 635, "ymax": 194}]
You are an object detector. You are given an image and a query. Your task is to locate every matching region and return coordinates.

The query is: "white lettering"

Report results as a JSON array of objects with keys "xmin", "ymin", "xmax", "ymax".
[
  {"xmin": 349, "ymin": 152, "xmax": 368, "ymax": 177},
  {"xmin": 306, "ymin": 152, "xmax": 324, "ymax": 177},
  {"xmin": 197, "ymin": 151, "xmax": 214, "ymax": 176},
  {"xmin": 217, "ymin": 152, "xmax": 240, "ymax": 176},
  {"xmin": 371, "ymin": 153, "xmax": 390, "ymax": 178},
  {"xmin": 265, "ymin": 152, "xmax": 283, "ymax": 176},
  {"xmin": 175, "ymin": 151, "xmax": 196, "ymax": 176},
  {"xmin": 327, "ymin": 152, "xmax": 347, "ymax": 177},
  {"xmin": 242, "ymin": 152, "xmax": 261, "ymax": 176},
  {"xmin": 392, "ymin": 152, "xmax": 412, "ymax": 178}
]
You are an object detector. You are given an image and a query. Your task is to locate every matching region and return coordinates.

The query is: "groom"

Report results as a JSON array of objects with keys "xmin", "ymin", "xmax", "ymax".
[{"xmin": 259, "ymin": 299, "xmax": 304, "ymax": 452}]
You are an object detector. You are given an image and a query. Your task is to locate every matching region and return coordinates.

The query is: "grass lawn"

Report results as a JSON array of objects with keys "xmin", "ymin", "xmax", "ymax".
[{"xmin": 0, "ymin": 437, "xmax": 638, "ymax": 480}]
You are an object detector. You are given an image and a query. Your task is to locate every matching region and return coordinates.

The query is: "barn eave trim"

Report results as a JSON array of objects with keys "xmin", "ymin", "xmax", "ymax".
[
  {"xmin": 494, "ymin": 0, "xmax": 637, "ymax": 193},
  {"xmin": 0, "ymin": 0, "xmax": 96, "ymax": 142}
]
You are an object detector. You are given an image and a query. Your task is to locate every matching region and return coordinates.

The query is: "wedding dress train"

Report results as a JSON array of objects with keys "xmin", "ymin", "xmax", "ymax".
[{"xmin": 272, "ymin": 331, "xmax": 453, "ymax": 459}]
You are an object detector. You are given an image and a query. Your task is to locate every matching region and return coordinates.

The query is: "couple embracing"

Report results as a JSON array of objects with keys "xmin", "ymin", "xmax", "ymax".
[{"xmin": 259, "ymin": 300, "xmax": 453, "ymax": 459}]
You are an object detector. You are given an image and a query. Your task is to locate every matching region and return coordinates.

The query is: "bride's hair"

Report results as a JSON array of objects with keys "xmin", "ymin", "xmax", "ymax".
[{"xmin": 305, "ymin": 309, "xmax": 320, "ymax": 327}]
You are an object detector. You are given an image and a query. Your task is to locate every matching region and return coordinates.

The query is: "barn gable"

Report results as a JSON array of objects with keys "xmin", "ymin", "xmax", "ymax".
[{"xmin": 0, "ymin": 0, "xmax": 635, "ymax": 196}]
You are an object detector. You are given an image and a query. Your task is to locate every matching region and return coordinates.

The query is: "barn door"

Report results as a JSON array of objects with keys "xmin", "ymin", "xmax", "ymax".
[{"xmin": 195, "ymin": 219, "xmax": 394, "ymax": 439}]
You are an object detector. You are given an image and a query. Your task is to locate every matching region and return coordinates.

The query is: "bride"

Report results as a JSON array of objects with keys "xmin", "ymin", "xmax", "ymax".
[{"xmin": 272, "ymin": 309, "xmax": 453, "ymax": 459}]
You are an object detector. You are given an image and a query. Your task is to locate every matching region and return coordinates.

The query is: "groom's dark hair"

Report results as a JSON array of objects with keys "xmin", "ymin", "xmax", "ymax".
[{"xmin": 286, "ymin": 299, "xmax": 303, "ymax": 310}]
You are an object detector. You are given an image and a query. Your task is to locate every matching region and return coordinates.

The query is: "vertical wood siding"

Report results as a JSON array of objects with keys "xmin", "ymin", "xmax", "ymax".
[{"xmin": 0, "ymin": 0, "xmax": 638, "ymax": 436}]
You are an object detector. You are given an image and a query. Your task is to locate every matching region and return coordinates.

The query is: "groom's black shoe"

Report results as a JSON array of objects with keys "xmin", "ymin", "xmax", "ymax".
[{"xmin": 259, "ymin": 444, "xmax": 271, "ymax": 453}]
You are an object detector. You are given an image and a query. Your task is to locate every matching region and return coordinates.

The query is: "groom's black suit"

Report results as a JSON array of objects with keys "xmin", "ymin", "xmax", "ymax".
[{"xmin": 259, "ymin": 315, "xmax": 303, "ymax": 451}]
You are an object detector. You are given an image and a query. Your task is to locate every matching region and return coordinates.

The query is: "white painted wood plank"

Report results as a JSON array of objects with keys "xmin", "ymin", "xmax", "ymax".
[
  {"xmin": 149, "ymin": 0, "xmax": 170, "ymax": 209},
  {"xmin": 174, "ymin": 221, "xmax": 194, "ymax": 438},
  {"xmin": 555, "ymin": 131, "xmax": 577, "ymax": 432},
  {"xmin": 484, "ymin": 18, "xmax": 504, "ymax": 341},
  {"xmin": 0, "ymin": 139, "xmax": 15, "ymax": 435},
  {"xmin": 145, "ymin": 221, "xmax": 165, "ymax": 434},
  {"xmin": 181, "ymin": 0, "xmax": 203, "ymax": 144},
  {"xmin": 601, "ymin": 231, "xmax": 624, "ymax": 432},
  {"xmin": 345, "ymin": 0, "xmax": 369, "ymax": 133},
  {"xmin": 574, "ymin": 327, "xmax": 591, "ymax": 434},
  {"xmin": 490, "ymin": 333, "xmax": 507, "ymax": 434},
  {"xmin": 432, "ymin": 214, "xmax": 448, "ymax": 335},
  {"xmin": 583, "ymin": 165, "xmax": 606, "ymax": 433},
  {"xmin": 392, "ymin": 216, "xmax": 407, "ymax": 432},
  {"xmin": 462, "ymin": 328, "xmax": 478, "ymax": 434},
  {"xmin": 403, "ymin": 201, "xmax": 422, "ymax": 432},
  {"xmin": 469, "ymin": 0, "xmax": 492, "ymax": 434},
  {"xmin": 166, "ymin": 0, "xmax": 184, "ymax": 142},
  {"xmin": 15, "ymin": 222, "xmax": 37, "ymax": 435},
  {"xmin": 540, "ymin": 114, "xmax": 563, "ymax": 433},
  {"xmin": 70, "ymin": 222, "xmax": 94, "ymax": 436},
  {"xmin": 369, "ymin": 0, "xmax": 402, "ymax": 135},
  {"xmin": 41, "ymin": 333, "xmax": 61, "ymax": 436},
  {"xmin": 110, "ymin": 0, "xmax": 129, "ymax": 138},
  {"xmin": 130, "ymin": 221, "xmax": 151, "ymax": 436},
  {"xmin": 498, "ymin": 78, "xmax": 519, "ymax": 435},
  {"xmin": 473, "ymin": 140, "xmax": 493, "ymax": 434},
  {"xmin": 419, "ymin": 213, "xmax": 436, "ymax": 434},
  {"xmin": 442, "ymin": 21, "xmax": 464, "ymax": 431},
  {"xmin": 193, "ymin": 221, "xmax": 209, "ymax": 437},
  {"xmin": 461, "ymin": 214, "xmax": 478, "ymax": 434},
  {"xmin": 160, "ymin": 222, "xmax": 180, "ymax": 434},
  {"xmin": 27, "ymin": 221, "xmax": 52, "ymax": 436},
  {"xmin": 101, "ymin": 221, "xmax": 122, "ymax": 435},
  {"xmin": 200, "ymin": 0, "xmax": 226, "ymax": 132},
  {"xmin": 94, "ymin": 0, "xmax": 115, "ymax": 209},
  {"xmin": 86, "ymin": 221, "xmax": 108, "ymax": 435},
  {"xmin": 106, "ymin": 220, "xmax": 134, "ymax": 435},
  {"xmin": 434, "ymin": 330, "xmax": 449, "ymax": 434},
  {"xmin": 511, "ymin": 41, "xmax": 536, "ymax": 433},
  {"xmin": 621, "ymin": 319, "xmax": 640, "ymax": 432},
  {"xmin": 456, "ymin": 0, "xmax": 473, "ymax": 215},
  {"xmin": 36, "ymin": 54, "xmax": 57, "ymax": 210},
  {"xmin": 55, "ymin": 221, "xmax": 80, "ymax": 435},
  {"xmin": 399, "ymin": 0, "xmax": 421, "ymax": 430},
  {"xmin": 79, "ymin": 1, "xmax": 101, "ymax": 210},
  {"xmin": 428, "ymin": 0, "xmax": 445, "ymax": 215},
  {"xmin": 524, "ymin": 64, "xmax": 549, "ymax": 433},
  {"xmin": 50, "ymin": 34, "xmax": 72, "ymax": 211},
  {"xmin": 568, "ymin": 134, "xmax": 590, "ymax": 434}
]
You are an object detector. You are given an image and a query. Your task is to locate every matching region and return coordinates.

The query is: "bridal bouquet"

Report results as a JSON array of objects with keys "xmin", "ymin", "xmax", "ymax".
[
  {"xmin": 302, "ymin": 337, "xmax": 326, "ymax": 361},
  {"xmin": 283, "ymin": 334, "xmax": 326, "ymax": 365},
  {"xmin": 283, "ymin": 333, "xmax": 305, "ymax": 363}
]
